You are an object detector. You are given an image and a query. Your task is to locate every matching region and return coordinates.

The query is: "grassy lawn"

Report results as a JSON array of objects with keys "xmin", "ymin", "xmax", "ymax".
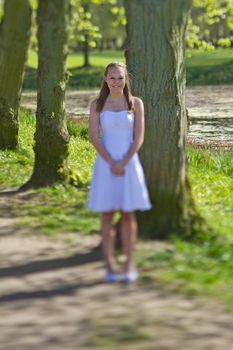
[
  {"xmin": 24, "ymin": 48, "xmax": 233, "ymax": 89},
  {"xmin": 185, "ymin": 48, "xmax": 233, "ymax": 67},
  {"xmin": 27, "ymin": 50, "xmax": 125, "ymax": 69},
  {"xmin": 185, "ymin": 48, "xmax": 233, "ymax": 85},
  {"xmin": 0, "ymin": 111, "xmax": 233, "ymax": 308},
  {"xmin": 136, "ymin": 147, "xmax": 233, "ymax": 308}
]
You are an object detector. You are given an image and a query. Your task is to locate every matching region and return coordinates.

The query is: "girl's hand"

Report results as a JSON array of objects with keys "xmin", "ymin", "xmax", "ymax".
[{"xmin": 110, "ymin": 161, "xmax": 125, "ymax": 176}]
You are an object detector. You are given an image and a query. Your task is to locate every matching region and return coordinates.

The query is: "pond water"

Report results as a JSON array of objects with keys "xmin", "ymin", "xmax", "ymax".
[{"xmin": 21, "ymin": 85, "xmax": 233, "ymax": 146}]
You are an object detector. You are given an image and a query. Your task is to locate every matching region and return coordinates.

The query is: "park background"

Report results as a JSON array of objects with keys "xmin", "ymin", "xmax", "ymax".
[{"xmin": 0, "ymin": 1, "xmax": 233, "ymax": 349}]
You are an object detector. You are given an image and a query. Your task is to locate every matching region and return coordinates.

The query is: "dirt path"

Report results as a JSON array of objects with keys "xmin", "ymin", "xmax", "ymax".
[{"xmin": 1, "ymin": 190, "xmax": 233, "ymax": 350}]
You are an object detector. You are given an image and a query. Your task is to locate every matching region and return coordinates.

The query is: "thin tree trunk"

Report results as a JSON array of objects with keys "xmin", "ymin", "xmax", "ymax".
[
  {"xmin": 24, "ymin": 0, "xmax": 69, "ymax": 188},
  {"xmin": 82, "ymin": 2, "xmax": 90, "ymax": 67},
  {"xmin": 83, "ymin": 34, "xmax": 90, "ymax": 67},
  {"xmin": 125, "ymin": 0, "xmax": 200, "ymax": 239},
  {"xmin": 0, "ymin": 0, "xmax": 32, "ymax": 149}
]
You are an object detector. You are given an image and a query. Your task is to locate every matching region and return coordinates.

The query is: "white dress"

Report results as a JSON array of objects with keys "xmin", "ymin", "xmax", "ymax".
[{"xmin": 88, "ymin": 110, "xmax": 152, "ymax": 212}]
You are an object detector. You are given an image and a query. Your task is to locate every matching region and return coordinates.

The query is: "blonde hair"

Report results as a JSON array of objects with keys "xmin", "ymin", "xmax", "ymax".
[{"xmin": 95, "ymin": 62, "xmax": 134, "ymax": 113}]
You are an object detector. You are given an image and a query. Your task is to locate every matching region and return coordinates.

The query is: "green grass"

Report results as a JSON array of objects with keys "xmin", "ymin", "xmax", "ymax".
[
  {"xmin": 185, "ymin": 48, "xmax": 233, "ymax": 85},
  {"xmin": 186, "ymin": 48, "xmax": 233, "ymax": 67},
  {"xmin": 27, "ymin": 50, "xmax": 125, "ymax": 69},
  {"xmin": 136, "ymin": 237, "xmax": 233, "ymax": 309},
  {"xmin": 187, "ymin": 147, "xmax": 233, "ymax": 240},
  {"xmin": 24, "ymin": 48, "xmax": 233, "ymax": 90},
  {"xmin": 11, "ymin": 185, "xmax": 100, "ymax": 236},
  {"xmin": 136, "ymin": 146, "xmax": 233, "ymax": 309},
  {"xmin": 0, "ymin": 112, "xmax": 95, "ymax": 188},
  {"xmin": 0, "ymin": 111, "xmax": 99, "ymax": 236},
  {"xmin": 24, "ymin": 50, "xmax": 125, "ymax": 90},
  {"xmin": 0, "ymin": 110, "xmax": 233, "ymax": 308},
  {"xmin": 0, "ymin": 110, "xmax": 35, "ymax": 187}
]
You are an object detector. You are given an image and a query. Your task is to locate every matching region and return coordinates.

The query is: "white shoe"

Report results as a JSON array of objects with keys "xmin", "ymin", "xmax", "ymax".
[{"xmin": 124, "ymin": 271, "xmax": 139, "ymax": 283}]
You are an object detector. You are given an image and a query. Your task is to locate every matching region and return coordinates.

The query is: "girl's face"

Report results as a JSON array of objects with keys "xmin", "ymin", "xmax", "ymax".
[{"xmin": 105, "ymin": 66, "xmax": 126, "ymax": 94}]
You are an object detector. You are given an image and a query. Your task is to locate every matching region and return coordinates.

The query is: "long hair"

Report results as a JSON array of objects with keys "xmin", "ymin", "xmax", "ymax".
[{"xmin": 95, "ymin": 62, "xmax": 134, "ymax": 113}]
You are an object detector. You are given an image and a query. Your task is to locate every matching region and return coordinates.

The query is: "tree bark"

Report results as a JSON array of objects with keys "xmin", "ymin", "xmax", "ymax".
[
  {"xmin": 125, "ymin": 0, "xmax": 199, "ymax": 239},
  {"xmin": 24, "ymin": 0, "xmax": 69, "ymax": 188},
  {"xmin": 0, "ymin": 0, "xmax": 32, "ymax": 149},
  {"xmin": 82, "ymin": 2, "xmax": 90, "ymax": 67},
  {"xmin": 83, "ymin": 34, "xmax": 90, "ymax": 67}
]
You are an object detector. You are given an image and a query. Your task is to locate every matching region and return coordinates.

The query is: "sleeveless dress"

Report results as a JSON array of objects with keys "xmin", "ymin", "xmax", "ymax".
[{"xmin": 88, "ymin": 110, "xmax": 152, "ymax": 212}]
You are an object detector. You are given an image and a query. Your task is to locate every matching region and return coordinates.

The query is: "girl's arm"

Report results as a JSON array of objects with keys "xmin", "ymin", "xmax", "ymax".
[{"xmin": 89, "ymin": 101, "xmax": 114, "ymax": 166}]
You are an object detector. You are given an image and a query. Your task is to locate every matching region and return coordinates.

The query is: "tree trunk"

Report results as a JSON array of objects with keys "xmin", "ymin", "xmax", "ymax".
[
  {"xmin": 82, "ymin": 2, "xmax": 90, "ymax": 67},
  {"xmin": 125, "ymin": 0, "xmax": 199, "ymax": 239},
  {"xmin": 24, "ymin": 0, "xmax": 69, "ymax": 188},
  {"xmin": 83, "ymin": 34, "xmax": 90, "ymax": 67},
  {"xmin": 0, "ymin": 0, "xmax": 32, "ymax": 149}
]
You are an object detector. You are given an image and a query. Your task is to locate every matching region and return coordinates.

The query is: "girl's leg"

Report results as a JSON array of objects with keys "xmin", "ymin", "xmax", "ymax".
[
  {"xmin": 101, "ymin": 211, "xmax": 116, "ymax": 273},
  {"xmin": 120, "ymin": 211, "xmax": 138, "ymax": 273}
]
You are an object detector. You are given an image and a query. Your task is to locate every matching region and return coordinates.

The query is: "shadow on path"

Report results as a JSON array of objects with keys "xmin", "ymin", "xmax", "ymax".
[
  {"xmin": 0, "ymin": 189, "xmax": 21, "ymax": 197},
  {"xmin": 0, "ymin": 279, "xmax": 105, "ymax": 304},
  {"xmin": 0, "ymin": 245, "xmax": 102, "ymax": 279}
]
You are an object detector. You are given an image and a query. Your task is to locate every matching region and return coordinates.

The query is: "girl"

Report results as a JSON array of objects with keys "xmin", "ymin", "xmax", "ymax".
[{"xmin": 88, "ymin": 62, "xmax": 151, "ymax": 283}]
